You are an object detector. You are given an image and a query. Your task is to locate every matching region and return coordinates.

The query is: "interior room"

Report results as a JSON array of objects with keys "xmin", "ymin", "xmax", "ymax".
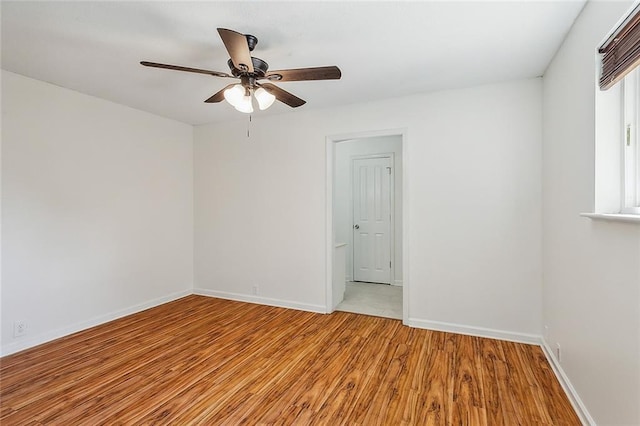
[{"xmin": 1, "ymin": 1, "xmax": 639, "ymax": 425}]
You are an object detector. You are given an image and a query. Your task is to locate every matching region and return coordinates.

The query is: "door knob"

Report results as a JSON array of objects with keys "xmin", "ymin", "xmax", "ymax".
[{"xmin": 354, "ymin": 224, "xmax": 360, "ymax": 229}]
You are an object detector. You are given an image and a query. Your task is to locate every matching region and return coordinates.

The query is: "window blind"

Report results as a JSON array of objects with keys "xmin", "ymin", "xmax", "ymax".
[{"xmin": 599, "ymin": 5, "xmax": 640, "ymax": 90}]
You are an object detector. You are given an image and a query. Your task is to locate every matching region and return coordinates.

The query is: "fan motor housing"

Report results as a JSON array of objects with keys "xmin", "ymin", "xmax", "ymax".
[{"xmin": 228, "ymin": 57, "xmax": 269, "ymax": 78}]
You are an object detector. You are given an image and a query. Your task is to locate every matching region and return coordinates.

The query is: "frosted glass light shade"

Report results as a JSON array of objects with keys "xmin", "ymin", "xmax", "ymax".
[
  {"xmin": 223, "ymin": 84, "xmax": 245, "ymax": 107},
  {"xmin": 254, "ymin": 87, "xmax": 276, "ymax": 110},
  {"xmin": 234, "ymin": 95, "xmax": 253, "ymax": 113}
]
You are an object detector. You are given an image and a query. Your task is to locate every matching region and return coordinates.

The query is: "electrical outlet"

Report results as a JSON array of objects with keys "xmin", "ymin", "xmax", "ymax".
[
  {"xmin": 14, "ymin": 321, "xmax": 27, "ymax": 337},
  {"xmin": 556, "ymin": 343, "xmax": 561, "ymax": 363},
  {"xmin": 252, "ymin": 285, "xmax": 259, "ymax": 296}
]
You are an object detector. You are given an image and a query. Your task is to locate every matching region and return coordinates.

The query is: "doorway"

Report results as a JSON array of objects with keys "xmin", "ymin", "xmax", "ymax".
[{"xmin": 326, "ymin": 131, "xmax": 407, "ymax": 322}]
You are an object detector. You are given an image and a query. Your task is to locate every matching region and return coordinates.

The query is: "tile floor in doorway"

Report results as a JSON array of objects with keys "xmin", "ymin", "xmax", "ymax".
[{"xmin": 336, "ymin": 281, "xmax": 402, "ymax": 320}]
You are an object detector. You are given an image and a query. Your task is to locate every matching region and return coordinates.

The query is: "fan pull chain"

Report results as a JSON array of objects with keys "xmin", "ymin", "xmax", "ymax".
[{"xmin": 247, "ymin": 114, "xmax": 252, "ymax": 138}]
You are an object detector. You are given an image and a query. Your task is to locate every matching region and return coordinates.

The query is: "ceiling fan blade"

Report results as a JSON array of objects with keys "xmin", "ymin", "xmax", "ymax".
[
  {"xmin": 259, "ymin": 83, "xmax": 306, "ymax": 108},
  {"xmin": 204, "ymin": 84, "xmax": 236, "ymax": 103},
  {"xmin": 140, "ymin": 61, "xmax": 231, "ymax": 78},
  {"xmin": 263, "ymin": 66, "xmax": 341, "ymax": 82},
  {"xmin": 217, "ymin": 28, "xmax": 254, "ymax": 73}
]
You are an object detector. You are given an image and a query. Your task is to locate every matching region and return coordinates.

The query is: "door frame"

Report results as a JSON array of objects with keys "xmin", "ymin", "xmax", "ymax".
[
  {"xmin": 350, "ymin": 153, "xmax": 395, "ymax": 285},
  {"xmin": 325, "ymin": 128, "xmax": 409, "ymax": 325}
]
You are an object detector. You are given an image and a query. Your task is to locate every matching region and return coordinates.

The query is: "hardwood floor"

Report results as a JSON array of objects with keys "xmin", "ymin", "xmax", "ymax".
[{"xmin": 1, "ymin": 295, "xmax": 580, "ymax": 425}]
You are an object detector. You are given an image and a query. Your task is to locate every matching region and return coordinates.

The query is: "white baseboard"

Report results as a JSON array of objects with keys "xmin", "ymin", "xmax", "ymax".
[
  {"xmin": 541, "ymin": 339, "xmax": 594, "ymax": 426},
  {"xmin": 193, "ymin": 288, "xmax": 327, "ymax": 314},
  {"xmin": 407, "ymin": 317, "xmax": 542, "ymax": 345},
  {"xmin": 1, "ymin": 289, "xmax": 192, "ymax": 357}
]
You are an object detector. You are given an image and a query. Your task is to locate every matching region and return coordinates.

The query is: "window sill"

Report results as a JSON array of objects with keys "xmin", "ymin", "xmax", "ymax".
[{"xmin": 580, "ymin": 212, "xmax": 640, "ymax": 223}]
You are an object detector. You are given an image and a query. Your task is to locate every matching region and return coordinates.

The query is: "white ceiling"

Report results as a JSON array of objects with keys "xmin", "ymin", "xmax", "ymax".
[{"xmin": 1, "ymin": 1, "xmax": 586, "ymax": 125}]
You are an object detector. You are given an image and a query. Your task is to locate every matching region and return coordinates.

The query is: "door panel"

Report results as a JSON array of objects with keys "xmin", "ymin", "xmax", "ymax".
[{"xmin": 353, "ymin": 157, "xmax": 391, "ymax": 284}]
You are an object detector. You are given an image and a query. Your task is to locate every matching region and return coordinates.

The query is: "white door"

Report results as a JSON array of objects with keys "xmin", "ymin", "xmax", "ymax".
[{"xmin": 352, "ymin": 157, "xmax": 392, "ymax": 284}]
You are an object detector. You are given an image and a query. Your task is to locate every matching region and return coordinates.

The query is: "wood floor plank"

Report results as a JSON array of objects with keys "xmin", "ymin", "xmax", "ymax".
[
  {"xmin": 0, "ymin": 295, "xmax": 581, "ymax": 425},
  {"xmin": 479, "ymin": 337, "xmax": 510, "ymax": 425}
]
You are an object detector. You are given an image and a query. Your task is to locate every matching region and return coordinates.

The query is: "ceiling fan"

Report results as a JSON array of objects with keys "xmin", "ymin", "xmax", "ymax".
[{"xmin": 141, "ymin": 28, "xmax": 342, "ymax": 113}]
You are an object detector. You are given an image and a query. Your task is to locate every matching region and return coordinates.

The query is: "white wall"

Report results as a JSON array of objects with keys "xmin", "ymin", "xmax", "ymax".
[
  {"xmin": 334, "ymin": 135, "xmax": 403, "ymax": 284},
  {"xmin": 1, "ymin": 71, "xmax": 194, "ymax": 355},
  {"xmin": 542, "ymin": 1, "xmax": 640, "ymax": 424},
  {"xmin": 0, "ymin": 74, "xmax": 3, "ymax": 355},
  {"xmin": 1, "ymin": 72, "xmax": 543, "ymax": 356},
  {"xmin": 194, "ymin": 78, "xmax": 542, "ymax": 338}
]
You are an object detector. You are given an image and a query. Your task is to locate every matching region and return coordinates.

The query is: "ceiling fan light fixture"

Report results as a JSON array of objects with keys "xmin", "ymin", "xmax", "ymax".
[
  {"xmin": 254, "ymin": 87, "xmax": 276, "ymax": 110},
  {"xmin": 141, "ymin": 28, "xmax": 342, "ymax": 113},
  {"xmin": 223, "ymin": 84, "xmax": 245, "ymax": 107},
  {"xmin": 234, "ymin": 94, "xmax": 254, "ymax": 113}
]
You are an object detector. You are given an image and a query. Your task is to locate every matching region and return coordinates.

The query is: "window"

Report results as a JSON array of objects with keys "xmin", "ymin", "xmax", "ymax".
[
  {"xmin": 622, "ymin": 68, "xmax": 640, "ymax": 213},
  {"xmin": 595, "ymin": 4, "xmax": 640, "ymax": 217}
]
